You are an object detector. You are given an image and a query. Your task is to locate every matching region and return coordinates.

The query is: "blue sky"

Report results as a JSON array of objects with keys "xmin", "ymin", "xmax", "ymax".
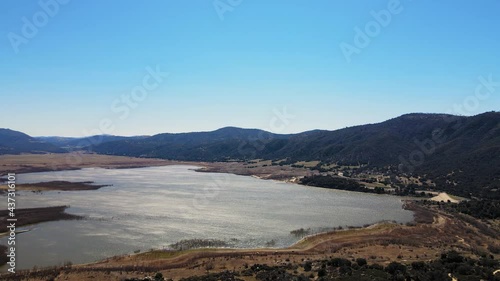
[{"xmin": 0, "ymin": 0, "xmax": 499, "ymax": 137}]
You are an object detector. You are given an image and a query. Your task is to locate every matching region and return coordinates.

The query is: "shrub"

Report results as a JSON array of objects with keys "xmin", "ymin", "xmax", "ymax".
[
  {"xmin": 487, "ymin": 244, "xmax": 500, "ymax": 254},
  {"xmin": 411, "ymin": 261, "xmax": 426, "ymax": 270},
  {"xmin": 356, "ymin": 258, "xmax": 367, "ymax": 267},
  {"xmin": 304, "ymin": 261, "xmax": 312, "ymax": 272},
  {"xmin": 386, "ymin": 262, "xmax": 407, "ymax": 275},
  {"xmin": 154, "ymin": 272, "xmax": 164, "ymax": 281},
  {"xmin": 329, "ymin": 258, "xmax": 352, "ymax": 268},
  {"xmin": 317, "ymin": 268, "xmax": 326, "ymax": 277}
]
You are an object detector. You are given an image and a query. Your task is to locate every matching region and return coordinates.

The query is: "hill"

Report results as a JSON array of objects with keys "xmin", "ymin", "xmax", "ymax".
[
  {"xmin": 37, "ymin": 135, "xmax": 148, "ymax": 149},
  {"xmin": 89, "ymin": 127, "xmax": 291, "ymax": 161},
  {"xmin": 0, "ymin": 129, "xmax": 65, "ymax": 155},
  {"xmin": 260, "ymin": 113, "xmax": 464, "ymax": 165},
  {"xmin": 89, "ymin": 113, "xmax": 499, "ymax": 167},
  {"xmin": 88, "ymin": 112, "xmax": 500, "ymax": 198},
  {"xmin": 3, "ymin": 112, "xmax": 499, "ymax": 198}
]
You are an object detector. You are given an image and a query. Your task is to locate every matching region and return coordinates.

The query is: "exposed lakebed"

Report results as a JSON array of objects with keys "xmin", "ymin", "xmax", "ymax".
[{"xmin": 1, "ymin": 165, "xmax": 413, "ymax": 270}]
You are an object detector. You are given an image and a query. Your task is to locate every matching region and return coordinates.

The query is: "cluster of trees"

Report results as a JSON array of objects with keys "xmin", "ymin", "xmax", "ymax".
[
  {"xmin": 290, "ymin": 228, "xmax": 312, "ymax": 238},
  {"xmin": 448, "ymin": 199, "xmax": 500, "ymax": 220},
  {"xmin": 169, "ymin": 239, "xmax": 229, "ymax": 251},
  {"xmin": 429, "ymin": 175, "xmax": 500, "ymax": 200},
  {"xmin": 171, "ymin": 251, "xmax": 499, "ymax": 281},
  {"xmin": 304, "ymin": 251, "xmax": 499, "ymax": 281},
  {"xmin": 179, "ymin": 271, "xmax": 244, "ymax": 281},
  {"xmin": 300, "ymin": 175, "xmax": 385, "ymax": 194}
]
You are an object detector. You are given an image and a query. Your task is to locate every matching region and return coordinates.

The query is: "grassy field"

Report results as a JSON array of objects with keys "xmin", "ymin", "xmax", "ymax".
[{"xmin": 0, "ymin": 153, "xmax": 190, "ymax": 177}]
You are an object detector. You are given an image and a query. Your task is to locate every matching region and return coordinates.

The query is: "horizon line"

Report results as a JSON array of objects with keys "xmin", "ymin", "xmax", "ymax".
[{"xmin": 2, "ymin": 111, "xmax": 497, "ymax": 139}]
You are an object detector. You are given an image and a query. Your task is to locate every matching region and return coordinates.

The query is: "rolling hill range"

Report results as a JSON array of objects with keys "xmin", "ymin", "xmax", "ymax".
[
  {"xmin": 0, "ymin": 129, "xmax": 65, "ymax": 154},
  {"xmin": 37, "ymin": 135, "xmax": 148, "ymax": 149},
  {"xmin": 2, "ymin": 112, "xmax": 499, "ymax": 198},
  {"xmin": 87, "ymin": 112, "xmax": 499, "ymax": 168},
  {"xmin": 87, "ymin": 127, "xmax": 292, "ymax": 161},
  {"xmin": 86, "ymin": 112, "xmax": 499, "ymax": 198},
  {"xmin": 0, "ymin": 130, "xmax": 146, "ymax": 155}
]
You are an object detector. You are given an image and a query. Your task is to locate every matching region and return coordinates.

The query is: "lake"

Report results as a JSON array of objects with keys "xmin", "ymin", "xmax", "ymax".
[{"xmin": 1, "ymin": 165, "xmax": 414, "ymax": 270}]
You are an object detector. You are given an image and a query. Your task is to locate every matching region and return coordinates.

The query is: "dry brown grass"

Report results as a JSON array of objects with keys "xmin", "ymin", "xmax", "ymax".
[
  {"xmin": 197, "ymin": 161, "xmax": 315, "ymax": 181},
  {"xmin": 0, "ymin": 153, "xmax": 191, "ymax": 176},
  {"xmin": 0, "ymin": 154, "xmax": 312, "ymax": 184}
]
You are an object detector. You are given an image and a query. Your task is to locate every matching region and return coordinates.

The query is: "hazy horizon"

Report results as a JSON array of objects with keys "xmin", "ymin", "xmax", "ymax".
[{"xmin": 0, "ymin": 110, "xmax": 496, "ymax": 138}]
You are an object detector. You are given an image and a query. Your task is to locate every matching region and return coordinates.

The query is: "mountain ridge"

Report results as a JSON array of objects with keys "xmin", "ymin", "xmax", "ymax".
[
  {"xmin": 1, "ymin": 112, "xmax": 498, "ymax": 198},
  {"xmin": 0, "ymin": 128, "xmax": 65, "ymax": 154}
]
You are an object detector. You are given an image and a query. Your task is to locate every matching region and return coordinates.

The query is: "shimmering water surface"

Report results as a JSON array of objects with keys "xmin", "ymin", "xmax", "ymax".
[{"xmin": 1, "ymin": 165, "xmax": 413, "ymax": 270}]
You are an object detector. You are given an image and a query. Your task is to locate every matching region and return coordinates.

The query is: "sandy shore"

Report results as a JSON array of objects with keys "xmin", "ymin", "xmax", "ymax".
[{"xmin": 430, "ymin": 192, "xmax": 460, "ymax": 203}]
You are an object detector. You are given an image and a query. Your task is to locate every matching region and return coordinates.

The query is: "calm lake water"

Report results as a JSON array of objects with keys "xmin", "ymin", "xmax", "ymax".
[{"xmin": 1, "ymin": 166, "xmax": 413, "ymax": 270}]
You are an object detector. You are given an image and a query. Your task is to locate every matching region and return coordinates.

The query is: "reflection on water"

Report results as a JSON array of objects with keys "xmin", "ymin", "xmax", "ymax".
[{"xmin": 1, "ymin": 166, "xmax": 413, "ymax": 270}]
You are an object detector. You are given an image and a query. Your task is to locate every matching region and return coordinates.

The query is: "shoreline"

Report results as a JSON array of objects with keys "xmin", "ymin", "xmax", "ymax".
[
  {"xmin": 4, "ymin": 162, "xmax": 416, "ymax": 203},
  {"xmin": 0, "ymin": 153, "xmax": 458, "ymax": 201},
  {"xmin": 5, "ymin": 201, "xmax": 498, "ymax": 280},
  {"xmin": 0, "ymin": 154, "xmax": 414, "ymax": 237},
  {"xmin": 0, "ymin": 206, "xmax": 81, "ymax": 235},
  {"xmin": 0, "ymin": 155, "xmax": 497, "ymax": 279},
  {"xmin": 0, "ymin": 154, "xmax": 424, "ymax": 210},
  {"xmin": 0, "ymin": 153, "xmax": 188, "ymax": 178},
  {"xmin": 3, "ymin": 219, "xmax": 404, "ymax": 273},
  {"xmin": 0, "ymin": 181, "xmax": 111, "ymax": 192}
]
